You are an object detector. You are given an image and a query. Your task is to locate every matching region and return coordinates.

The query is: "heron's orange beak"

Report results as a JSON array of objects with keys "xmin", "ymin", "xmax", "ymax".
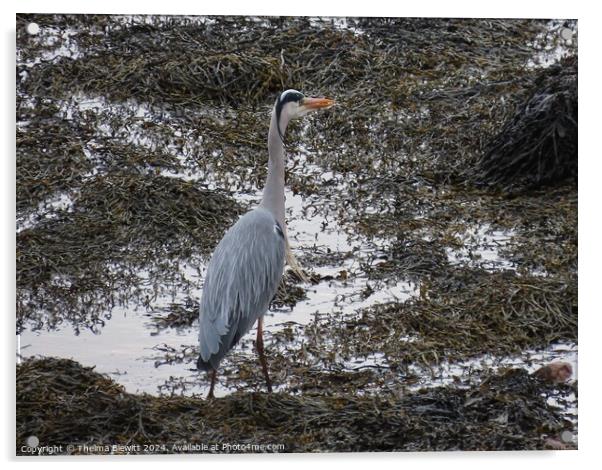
[{"xmin": 302, "ymin": 97, "xmax": 335, "ymax": 110}]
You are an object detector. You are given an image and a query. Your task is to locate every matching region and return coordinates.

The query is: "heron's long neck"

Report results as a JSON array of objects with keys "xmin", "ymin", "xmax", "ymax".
[{"xmin": 260, "ymin": 109, "xmax": 287, "ymax": 228}]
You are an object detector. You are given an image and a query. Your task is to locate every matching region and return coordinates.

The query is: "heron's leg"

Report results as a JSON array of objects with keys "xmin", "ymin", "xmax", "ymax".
[
  {"xmin": 256, "ymin": 316, "xmax": 273, "ymax": 393},
  {"xmin": 207, "ymin": 369, "xmax": 217, "ymax": 399}
]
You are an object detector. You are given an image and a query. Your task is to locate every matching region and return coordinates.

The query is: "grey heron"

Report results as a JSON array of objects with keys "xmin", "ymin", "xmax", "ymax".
[{"xmin": 197, "ymin": 89, "xmax": 335, "ymax": 398}]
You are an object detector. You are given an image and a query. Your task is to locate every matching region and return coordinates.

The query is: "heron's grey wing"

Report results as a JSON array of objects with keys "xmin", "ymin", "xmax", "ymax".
[{"xmin": 198, "ymin": 208, "xmax": 285, "ymax": 369}]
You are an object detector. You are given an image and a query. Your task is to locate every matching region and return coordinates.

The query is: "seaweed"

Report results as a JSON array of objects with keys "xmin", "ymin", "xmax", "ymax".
[
  {"xmin": 17, "ymin": 357, "xmax": 576, "ymax": 453},
  {"xmin": 475, "ymin": 56, "xmax": 577, "ymax": 189},
  {"xmin": 17, "ymin": 172, "xmax": 243, "ymax": 332}
]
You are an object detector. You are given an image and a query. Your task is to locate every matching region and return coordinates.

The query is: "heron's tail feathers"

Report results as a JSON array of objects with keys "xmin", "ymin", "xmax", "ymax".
[{"xmin": 197, "ymin": 324, "xmax": 243, "ymax": 372}]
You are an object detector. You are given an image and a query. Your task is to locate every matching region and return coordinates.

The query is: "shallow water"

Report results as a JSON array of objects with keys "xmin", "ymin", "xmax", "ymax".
[{"xmin": 445, "ymin": 223, "xmax": 516, "ymax": 271}]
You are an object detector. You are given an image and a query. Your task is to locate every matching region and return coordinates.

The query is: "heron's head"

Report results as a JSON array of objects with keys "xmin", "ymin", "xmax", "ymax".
[{"xmin": 275, "ymin": 89, "xmax": 334, "ymax": 140}]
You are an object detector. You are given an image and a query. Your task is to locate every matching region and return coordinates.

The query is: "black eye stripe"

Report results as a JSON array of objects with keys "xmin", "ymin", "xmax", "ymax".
[{"xmin": 279, "ymin": 91, "xmax": 303, "ymax": 104}]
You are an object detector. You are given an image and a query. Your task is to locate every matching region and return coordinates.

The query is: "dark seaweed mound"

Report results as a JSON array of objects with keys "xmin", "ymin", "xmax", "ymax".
[
  {"xmin": 17, "ymin": 357, "xmax": 576, "ymax": 453},
  {"xmin": 476, "ymin": 56, "xmax": 577, "ymax": 189}
]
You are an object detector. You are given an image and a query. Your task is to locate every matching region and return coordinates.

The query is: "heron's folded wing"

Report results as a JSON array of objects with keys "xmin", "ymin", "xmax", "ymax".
[{"xmin": 198, "ymin": 208, "xmax": 285, "ymax": 361}]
